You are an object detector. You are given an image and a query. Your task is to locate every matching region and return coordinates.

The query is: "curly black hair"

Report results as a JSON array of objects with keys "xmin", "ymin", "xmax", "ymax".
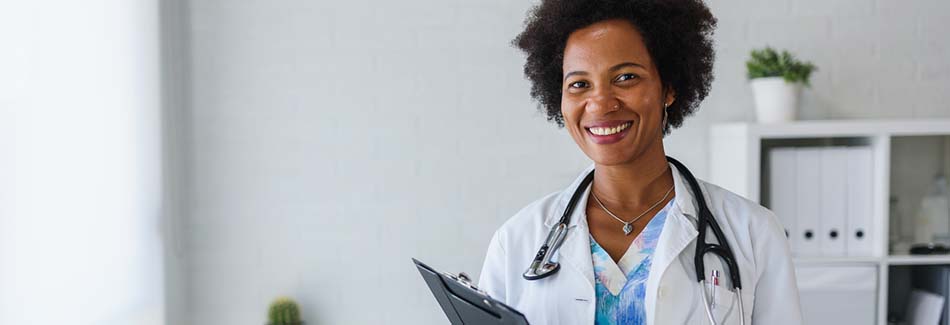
[{"xmin": 514, "ymin": 0, "xmax": 717, "ymax": 134}]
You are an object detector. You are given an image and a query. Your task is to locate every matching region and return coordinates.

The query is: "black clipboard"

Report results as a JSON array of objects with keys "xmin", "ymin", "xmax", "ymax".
[{"xmin": 413, "ymin": 258, "xmax": 529, "ymax": 325}]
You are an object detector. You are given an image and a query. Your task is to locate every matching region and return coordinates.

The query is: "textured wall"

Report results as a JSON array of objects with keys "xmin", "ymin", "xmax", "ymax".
[{"xmin": 178, "ymin": 0, "xmax": 950, "ymax": 324}]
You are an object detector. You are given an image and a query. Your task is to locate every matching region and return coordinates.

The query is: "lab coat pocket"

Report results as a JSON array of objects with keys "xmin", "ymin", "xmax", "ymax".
[{"xmin": 705, "ymin": 285, "xmax": 739, "ymax": 325}]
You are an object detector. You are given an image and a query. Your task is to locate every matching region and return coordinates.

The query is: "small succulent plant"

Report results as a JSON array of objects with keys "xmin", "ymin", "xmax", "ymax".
[
  {"xmin": 746, "ymin": 46, "xmax": 817, "ymax": 86},
  {"xmin": 268, "ymin": 297, "xmax": 302, "ymax": 325}
]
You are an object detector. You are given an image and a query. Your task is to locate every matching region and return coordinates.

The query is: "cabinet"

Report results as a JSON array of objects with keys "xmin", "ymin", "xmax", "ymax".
[{"xmin": 710, "ymin": 119, "xmax": 950, "ymax": 325}]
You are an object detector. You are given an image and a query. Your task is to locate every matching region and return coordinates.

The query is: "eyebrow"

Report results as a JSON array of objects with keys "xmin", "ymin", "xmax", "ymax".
[{"xmin": 563, "ymin": 62, "xmax": 647, "ymax": 81}]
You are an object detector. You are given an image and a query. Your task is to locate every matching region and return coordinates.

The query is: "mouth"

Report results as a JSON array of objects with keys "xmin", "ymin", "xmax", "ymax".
[{"xmin": 585, "ymin": 121, "xmax": 633, "ymax": 145}]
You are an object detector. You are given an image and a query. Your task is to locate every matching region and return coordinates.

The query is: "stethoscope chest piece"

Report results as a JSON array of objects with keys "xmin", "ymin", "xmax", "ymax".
[{"xmin": 522, "ymin": 223, "xmax": 568, "ymax": 280}]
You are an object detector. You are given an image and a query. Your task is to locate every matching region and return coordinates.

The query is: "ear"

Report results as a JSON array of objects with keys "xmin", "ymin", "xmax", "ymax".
[{"xmin": 664, "ymin": 86, "xmax": 676, "ymax": 107}]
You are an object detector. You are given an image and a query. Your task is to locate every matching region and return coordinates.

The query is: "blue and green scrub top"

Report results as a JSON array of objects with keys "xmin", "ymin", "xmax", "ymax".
[{"xmin": 589, "ymin": 200, "xmax": 673, "ymax": 325}]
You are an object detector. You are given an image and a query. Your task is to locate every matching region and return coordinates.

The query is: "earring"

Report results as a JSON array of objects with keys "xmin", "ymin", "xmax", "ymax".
[{"xmin": 661, "ymin": 103, "xmax": 669, "ymax": 129}]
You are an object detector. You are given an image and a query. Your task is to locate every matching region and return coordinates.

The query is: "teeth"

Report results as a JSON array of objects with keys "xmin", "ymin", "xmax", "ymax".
[{"xmin": 589, "ymin": 122, "xmax": 631, "ymax": 136}]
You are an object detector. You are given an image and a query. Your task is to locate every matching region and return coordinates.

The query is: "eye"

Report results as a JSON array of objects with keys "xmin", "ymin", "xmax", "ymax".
[
  {"xmin": 616, "ymin": 73, "xmax": 639, "ymax": 82},
  {"xmin": 568, "ymin": 81, "xmax": 589, "ymax": 89}
]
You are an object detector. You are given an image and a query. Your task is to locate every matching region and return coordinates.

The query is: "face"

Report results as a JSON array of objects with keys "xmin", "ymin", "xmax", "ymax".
[{"xmin": 561, "ymin": 19, "xmax": 674, "ymax": 166}]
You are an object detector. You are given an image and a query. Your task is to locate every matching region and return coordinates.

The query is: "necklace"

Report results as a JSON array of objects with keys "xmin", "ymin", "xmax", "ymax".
[{"xmin": 591, "ymin": 184, "xmax": 675, "ymax": 236}]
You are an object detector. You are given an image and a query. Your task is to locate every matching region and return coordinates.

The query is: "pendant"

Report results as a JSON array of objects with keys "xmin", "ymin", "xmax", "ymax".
[{"xmin": 623, "ymin": 223, "xmax": 634, "ymax": 236}]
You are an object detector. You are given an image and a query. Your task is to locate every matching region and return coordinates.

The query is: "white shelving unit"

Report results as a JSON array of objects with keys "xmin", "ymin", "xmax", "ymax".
[{"xmin": 710, "ymin": 119, "xmax": 950, "ymax": 325}]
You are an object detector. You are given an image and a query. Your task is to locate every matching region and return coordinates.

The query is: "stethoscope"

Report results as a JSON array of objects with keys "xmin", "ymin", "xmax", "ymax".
[{"xmin": 522, "ymin": 156, "xmax": 745, "ymax": 325}]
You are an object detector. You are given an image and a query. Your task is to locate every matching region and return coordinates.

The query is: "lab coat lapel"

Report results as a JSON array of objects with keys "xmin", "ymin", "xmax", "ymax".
[
  {"xmin": 556, "ymin": 184, "xmax": 596, "ymax": 291},
  {"xmin": 544, "ymin": 165, "xmax": 597, "ymax": 291},
  {"xmin": 645, "ymin": 163, "xmax": 700, "ymax": 325}
]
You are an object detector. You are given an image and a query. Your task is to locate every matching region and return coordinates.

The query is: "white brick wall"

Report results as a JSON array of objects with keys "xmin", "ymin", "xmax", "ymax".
[{"xmin": 178, "ymin": 0, "xmax": 950, "ymax": 324}]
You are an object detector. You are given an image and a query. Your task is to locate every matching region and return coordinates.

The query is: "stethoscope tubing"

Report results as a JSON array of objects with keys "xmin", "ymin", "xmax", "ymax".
[
  {"xmin": 666, "ymin": 156, "xmax": 742, "ymax": 290},
  {"xmin": 522, "ymin": 156, "xmax": 745, "ymax": 324}
]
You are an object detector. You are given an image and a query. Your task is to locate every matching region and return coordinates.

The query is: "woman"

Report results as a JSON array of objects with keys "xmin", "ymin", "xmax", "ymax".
[{"xmin": 478, "ymin": 1, "xmax": 802, "ymax": 324}]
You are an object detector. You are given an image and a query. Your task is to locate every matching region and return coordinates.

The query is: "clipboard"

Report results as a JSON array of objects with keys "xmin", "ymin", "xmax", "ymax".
[{"xmin": 412, "ymin": 258, "xmax": 529, "ymax": 325}]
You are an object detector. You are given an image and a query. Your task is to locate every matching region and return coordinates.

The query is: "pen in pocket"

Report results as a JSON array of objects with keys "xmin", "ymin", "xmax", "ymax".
[{"xmin": 710, "ymin": 270, "xmax": 720, "ymax": 310}]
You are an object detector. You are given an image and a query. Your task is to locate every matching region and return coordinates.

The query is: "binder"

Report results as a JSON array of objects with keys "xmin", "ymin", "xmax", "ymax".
[
  {"xmin": 795, "ymin": 148, "xmax": 823, "ymax": 257},
  {"xmin": 819, "ymin": 147, "xmax": 848, "ymax": 256},
  {"xmin": 846, "ymin": 146, "xmax": 874, "ymax": 257},
  {"xmin": 769, "ymin": 147, "xmax": 798, "ymax": 254}
]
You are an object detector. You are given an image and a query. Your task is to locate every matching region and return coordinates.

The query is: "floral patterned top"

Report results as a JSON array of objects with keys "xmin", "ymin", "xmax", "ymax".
[{"xmin": 590, "ymin": 200, "xmax": 673, "ymax": 324}]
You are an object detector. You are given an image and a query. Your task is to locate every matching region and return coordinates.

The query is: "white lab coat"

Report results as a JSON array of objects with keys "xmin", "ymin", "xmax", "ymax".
[{"xmin": 478, "ymin": 163, "xmax": 803, "ymax": 324}]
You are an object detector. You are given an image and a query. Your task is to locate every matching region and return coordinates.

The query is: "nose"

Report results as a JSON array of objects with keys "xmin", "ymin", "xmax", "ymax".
[{"xmin": 585, "ymin": 87, "xmax": 621, "ymax": 115}]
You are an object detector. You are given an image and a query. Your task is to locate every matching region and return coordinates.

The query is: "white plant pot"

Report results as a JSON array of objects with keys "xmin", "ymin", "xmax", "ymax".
[{"xmin": 750, "ymin": 77, "xmax": 802, "ymax": 123}]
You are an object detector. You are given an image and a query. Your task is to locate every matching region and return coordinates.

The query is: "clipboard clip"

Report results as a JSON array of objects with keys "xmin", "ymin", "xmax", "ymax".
[
  {"xmin": 413, "ymin": 258, "xmax": 529, "ymax": 324},
  {"xmin": 446, "ymin": 272, "xmax": 486, "ymax": 295}
]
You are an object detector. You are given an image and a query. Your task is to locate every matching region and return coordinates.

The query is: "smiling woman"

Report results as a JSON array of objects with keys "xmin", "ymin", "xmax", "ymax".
[
  {"xmin": 477, "ymin": 1, "xmax": 803, "ymax": 324},
  {"xmin": 559, "ymin": 19, "xmax": 674, "ymax": 168},
  {"xmin": 514, "ymin": 0, "xmax": 716, "ymax": 134}
]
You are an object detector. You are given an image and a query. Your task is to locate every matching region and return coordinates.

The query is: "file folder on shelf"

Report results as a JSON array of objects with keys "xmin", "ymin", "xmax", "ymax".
[
  {"xmin": 819, "ymin": 147, "xmax": 848, "ymax": 256},
  {"xmin": 769, "ymin": 147, "xmax": 798, "ymax": 254},
  {"xmin": 796, "ymin": 148, "xmax": 823, "ymax": 257},
  {"xmin": 846, "ymin": 146, "xmax": 874, "ymax": 257}
]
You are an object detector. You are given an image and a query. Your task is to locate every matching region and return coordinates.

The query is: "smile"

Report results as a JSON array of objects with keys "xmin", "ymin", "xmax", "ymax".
[
  {"xmin": 587, "ymin": 121, "xmax": 632, "ymax": 136},
  {"xmin": 584, "ymin": 121, "xmax": 633, "ymax": 145}
]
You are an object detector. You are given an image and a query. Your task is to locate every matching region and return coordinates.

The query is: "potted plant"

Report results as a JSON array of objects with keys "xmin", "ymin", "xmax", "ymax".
[
  {"xmin": 267, "ymin": 297, "xmax": 303, "ymax": 325},
  {"xmin": 746, "ymin": 47, "xmax": 817, "ymax": 123}
]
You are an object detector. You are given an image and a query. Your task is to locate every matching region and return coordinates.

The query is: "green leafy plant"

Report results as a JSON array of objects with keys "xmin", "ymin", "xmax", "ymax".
[
  {"xmin": 268, "ymin": 297, "xmax": 302, "ymax": 325},
  {"xmin": 746, "ymin": 47, "xmax": 817, "ymax": 86}
]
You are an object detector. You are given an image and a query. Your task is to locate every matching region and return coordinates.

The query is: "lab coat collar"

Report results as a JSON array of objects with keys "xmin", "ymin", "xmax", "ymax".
[
  {"xmin": 544, "ymin": 164, "xmax": 595, "ymax": 229},
  {"xmin": 669, "ymin": 161, "xmax": 699, "ymax": 221}
]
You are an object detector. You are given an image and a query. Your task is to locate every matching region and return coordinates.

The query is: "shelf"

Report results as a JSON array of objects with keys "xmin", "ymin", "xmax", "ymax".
[
  {"xmin": 794, "ymin": 255, "xmax": 950, "ymax": 266},
  {"xmin": 714, "ymin": 119, "xmax": 950, "ymax": 139},
  {"xmin": 794, "ymin": 256, "xmax": 882, "ymax": 265},
  {"xmin": 885, "ymin": 255, "xmax": 950, "ymax": 265}
]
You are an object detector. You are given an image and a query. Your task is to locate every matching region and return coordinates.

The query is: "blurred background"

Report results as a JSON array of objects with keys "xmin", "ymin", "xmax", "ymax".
[{"xmin": 2, "ymin": 0, "xmax": 949, "ymax": 324}]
